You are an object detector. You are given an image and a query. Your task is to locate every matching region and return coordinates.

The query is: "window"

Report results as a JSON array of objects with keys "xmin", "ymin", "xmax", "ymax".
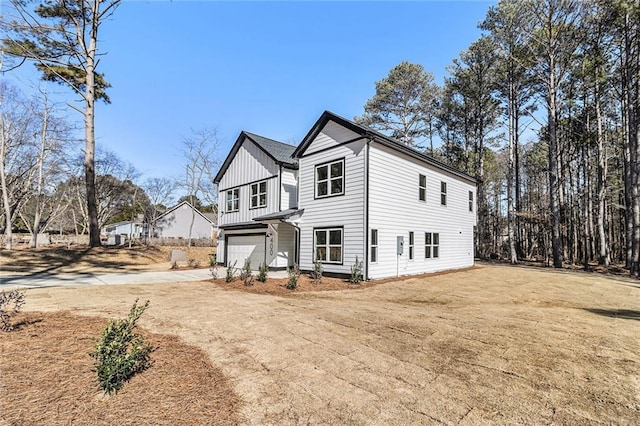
[
  {"xmin": 316, "ymin": 159, "xmax": 344, "ymax": 198},
  {"xmin": 370, "ymin": 229, "xmax": 378, "ymax": 263},
  {"xmin": 250, "ymin": 181, "xmax": 267, "ymax": 209},
  {"xmin": 419, "ymin": 174, "xmax": 426, "ymax": 201},
  {"xmin": 425, "ymin": 232, "xmax": 440, "ymax": 258},
  {"xmin": 315, "ymin": 228, "xmax": 343, "ymax": 263},
  {"xmin": 226, "ymin": 188, "xmax": 239, "ymax": 212},
  {"xmin": 409, "ymin": 232, "xmax": 414, "ymax": 260},
  {"xmin": 469, "ymin": 191, "xmax": 474, "ymax": 212},
  {"xmin": 440, "ymin": 181, "xmax": 447, "ymax": 206}
]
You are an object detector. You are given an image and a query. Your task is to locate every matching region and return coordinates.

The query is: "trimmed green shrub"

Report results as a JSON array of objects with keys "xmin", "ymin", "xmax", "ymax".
[
  {"xmin": 310, "ymin": 259, "xmax": 323, "ymax": 284},
  {"xmin": 89, "ymin": 299, "xmax": 153, "ymax": 394},
  {"xmin": 239, "ymin": 258, "xmax": 253, "ymax": 286},
  {"xmin": 286, "ymin": 264, "xmax": 300, "ymax": 290},
  {"xmin": 225, "ymin": 260, "xmax": 237, "ymax": 283}
]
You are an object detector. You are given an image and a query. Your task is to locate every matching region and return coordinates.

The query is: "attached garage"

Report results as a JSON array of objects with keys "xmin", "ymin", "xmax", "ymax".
[{"xmin": 226, "ymin": 234, "xmax": 266, "ymax": 269}]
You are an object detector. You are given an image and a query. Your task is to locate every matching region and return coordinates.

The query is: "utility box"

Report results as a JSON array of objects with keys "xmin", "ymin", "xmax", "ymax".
[{"xmin": 397, "ymin": 236, "xmax": 404, "ymax": 255}]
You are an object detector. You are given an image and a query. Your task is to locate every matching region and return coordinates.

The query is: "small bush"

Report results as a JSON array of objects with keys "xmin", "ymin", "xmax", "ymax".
[
  {"xmin": 225, "ymin": 260, "xmax": 237, "ymax": 283},
  {"xmin": 239, "ymin": 258, "xmax": 253, "ymax": 286},
  {"xmin": 286, "ymin": 264, "xmax": 300, "ymax": 290},
  {"xmin": 209, "ymin": 263, "xmax": 219, "ymax": 280},
  {"xmin": 0, "ymin": 289, "xmax": 26, "ymax": 331},
  {"xmin": 257, "ymin": 262, "xmax": 269, "ymax": 282},
  {"xmin": 89, "ymin": 299, "xmax": 153, "ymax": 394},
  {"xmin": 187, "ymin": 259, "xmax": 201, "ymax": 268},
  {"xmin": 350, "ymin": 256, "xmax": 364, "ymax": 284},
  {"xmin": 209, "ymin": 253, "xmax": 217, "ymax": 266},
  {"xmin": 310, "ymin": 259, "xmax": 323, "ymax": 284}
]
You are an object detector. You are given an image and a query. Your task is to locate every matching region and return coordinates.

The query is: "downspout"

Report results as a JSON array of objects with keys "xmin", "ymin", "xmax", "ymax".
[{"xmin": 364, "ymin": 139, "xmax": 371, "ymax": 280}]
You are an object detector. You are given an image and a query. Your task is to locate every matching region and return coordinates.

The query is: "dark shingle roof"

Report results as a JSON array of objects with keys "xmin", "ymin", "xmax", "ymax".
[{"xmin": 243, "ymin": 132, "xmax": 297, "ymax": 167}]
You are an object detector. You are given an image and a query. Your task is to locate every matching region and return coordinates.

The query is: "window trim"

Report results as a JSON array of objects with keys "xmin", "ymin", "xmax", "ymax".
[
  {"xmin": 419, "ymin": 174, "xmax": 426, "ymax": 202},
  {"xmin": 370, "ymin": 229, "xmax": 378, "ymax": 263},
  {"xmin": 249, "ymin": 180, "xmax": 267, "ymax": 210},
  {"xmin": 440, "ymin": 181, "xmax": 447, "ymax": 206},
  {"xmin": 313, "ymin": 227, "xmax": 344, "ymax": 265},
  {"xmin": 314, "ymin": 158, "xmax": 345, "ymax": 199},
  {"xmin": 226, "ymin": 188, "xmax": 240, "ymax": 212},
  {"xmin": 469, "ymin": 190, "xmax": 474, "ymax": 212},
  {"xmin": 425, "ymin": 232, "xmax": 440, "ymax": 259},
  {"xmin": 409, "ymin": 231, "xmax": 414, "ymax": 260}
]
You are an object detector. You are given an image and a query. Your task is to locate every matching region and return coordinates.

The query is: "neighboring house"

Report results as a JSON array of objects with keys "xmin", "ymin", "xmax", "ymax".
[
  {"xmin": 101, "ymin": 219, "xmax": 145, "ymax": 239},
  {"xmin": 153, "ymin": 201, "xmax": 217, "ymax": 239},
  {"xmin": 214, "ymin": 112, "xmax": 477, "ymax": 279}
]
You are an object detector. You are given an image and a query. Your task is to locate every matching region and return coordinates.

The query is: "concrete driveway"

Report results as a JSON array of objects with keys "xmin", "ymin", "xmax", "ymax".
[{"xmin": 16, "ymin": 265, "xmax": 640, "ymax": 424}]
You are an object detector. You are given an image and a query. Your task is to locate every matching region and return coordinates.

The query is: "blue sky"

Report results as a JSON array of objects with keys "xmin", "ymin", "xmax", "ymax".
[{"xmin": 5, "ymin": 0, "xmax": 494, "ymax": 189}]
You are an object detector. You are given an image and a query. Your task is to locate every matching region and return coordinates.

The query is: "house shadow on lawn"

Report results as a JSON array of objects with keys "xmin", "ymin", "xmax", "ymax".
[{"xmin": 583, "ymin": 308, "xmax": 640, "ymax": 321}]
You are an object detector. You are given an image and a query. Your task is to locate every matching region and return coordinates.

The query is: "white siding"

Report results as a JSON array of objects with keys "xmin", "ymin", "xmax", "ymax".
[
  {"xmin": 367, "ymin": 142, "xmax": 476, "ymax": 279},
  {"xmin": 276, "ymin": 224, "xmax": 295, "ymax": 268},
  {"xmin": 304, "ymin": 121, "xmax": 361, "ymax": 155},
  {"xmin": 156, "ymin": 204, "xmax": 214, "ymax": 239},
  {"xmin": 218, "ymin": 140, "xmax": 278, "ymax": 190},
  {"xmin": 281, "ymin": 168, "xmax": 298, "ymax": 210},
  {"xmin": 298, "ymin": 137, "xmax": 366, "ymax": 275},
  {"xmin": 219, "ymin": 177, "xmax": 280, "ymax": 225}
]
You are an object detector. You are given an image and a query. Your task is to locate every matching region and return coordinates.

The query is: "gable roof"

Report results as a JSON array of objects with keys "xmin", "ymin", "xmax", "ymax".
[
  {"xmin": 156, "ymin": 200, "xmax": 217, "ymax": 225},
  {"xmin": 293, "ymin": 111, "xmax": 476, "ymax": 184},
  {"xmin": 213, "ymin": 131, "xmax": 297, "ymax": 184}
]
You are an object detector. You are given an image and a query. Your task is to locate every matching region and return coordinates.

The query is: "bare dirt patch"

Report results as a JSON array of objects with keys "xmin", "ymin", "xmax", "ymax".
[
  {"xmin": 0, "ymin": 245, "xmax": 215, "ymax": 275},
  {"xmin": 6, "ymin": 265, "xmax": 640, "ymax": 424},
  {"xmin": 0, "ymin": 311, "xmax": 240, "ymax": 425}
]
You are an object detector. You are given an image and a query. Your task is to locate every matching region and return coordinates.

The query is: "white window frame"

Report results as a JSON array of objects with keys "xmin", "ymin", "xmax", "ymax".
[
  {"xmin": 250, "ymin": 180, "xmax": 267, "ymax": 209},
  {"xmin": 314, "ymin": 228, "xmax": 343, "ymax": 264},
  {"xmin": 315, "ymin": 159, "xmax": 345, "ymax": 198},
  {"xmin": 419, "ymin": 174, "xmax": 426, "ymax": 201},
  {"xmin": 440, "ymin": 181, "xmax": 447, "ymax": 206},
  {"xmin": 226, "ymin": 188, "xmax": 239, "ymax": 212},
  {"xmin": 425, "ymin": 232, "xmax": 440, "ymax": 259},
  {"xmin": 469, "ymin": 191, "xmax": 474, "ymax": 212},
  {"xmin": 409, "ymin": 231, "xmax": 414, "ymax": 260},
  {"xmin": 370, "ymin": 229, "xmax": 378, "ymax": 263}
]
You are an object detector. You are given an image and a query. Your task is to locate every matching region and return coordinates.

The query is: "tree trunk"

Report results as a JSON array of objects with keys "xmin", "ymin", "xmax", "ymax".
[
  {"xmin": 507, "ymin": 80, "xmax": 517, "ymax": 263},
  {"xmin": 595, "ymin": 85, "xmax": 609, "ymax": 266},
  {"xmin": 548, "ymin": 73, "xmax": 563, "ymax": 268},
  {"xmin": 0, "ymin": 119, "xmax": 12, "ymax": 250}
]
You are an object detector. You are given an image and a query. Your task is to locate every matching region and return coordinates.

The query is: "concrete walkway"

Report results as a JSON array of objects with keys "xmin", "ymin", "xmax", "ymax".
[{"xmin": 0, "ymin": 267, "xmax": 290, "ymax": 291}]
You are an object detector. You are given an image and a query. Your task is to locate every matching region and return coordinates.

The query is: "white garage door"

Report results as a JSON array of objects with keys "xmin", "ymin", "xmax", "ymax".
[{"xmin": 226, "ymin": 235, "xmax": 265, "ymax": 270}]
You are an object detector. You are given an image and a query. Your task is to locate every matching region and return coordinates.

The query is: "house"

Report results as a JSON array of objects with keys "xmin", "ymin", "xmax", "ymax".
[
  {"xmin": 101, "ymin": 219, "xmax": 145, "ymax": 239},
  {"xmin": 214, "ymin": 111, "xmax": 477, "ymax": 279},
  {"xmin": 153, "ymin": 201, "xmax": 217, "ymax": 240}
]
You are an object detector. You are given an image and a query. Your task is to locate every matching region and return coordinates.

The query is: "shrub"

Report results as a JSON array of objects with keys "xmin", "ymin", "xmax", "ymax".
[
  {"xmin": 225, "ymin": 260, "xmax": 237, "ymax": 283},
  {"xmin": 286, "ymin": 264, "xmax": 300, "ymax": 290},
  {"xmin": 187, "ymin": 259, "xmax": 201, "ymax": 268},
  {"xmin": 310, "ymin": 259, "xmax": 323, "ymax": 284},
  {"xmin": 257, "ymin": 262, "xmax": 269, "ymax": 282},
  {"xmin": 0, "ymin": 289, "xmax": 26, "ymax": 332},
  {"xmin": 89, "ymin": 299, "xmax": 153, "ymax": 394},
  {"xmin": 239, "ymin": 258, "xmax": 252, "ymax": 284},
  {"xmin": 350, "ymin": 256, "xmax": 364, "ymax": 284},
  {"xmin": 209, "ymin": 253, "xmax": 217, "ymax": 266},
  {"xmin": 209, "ymin": 263, "xmax": 219, "ymax": 280}
]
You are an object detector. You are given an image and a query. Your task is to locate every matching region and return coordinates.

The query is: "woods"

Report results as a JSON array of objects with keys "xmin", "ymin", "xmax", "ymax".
[{"xmin": 360, "ymin": 0, "xmax": 640, "ymax": 277}]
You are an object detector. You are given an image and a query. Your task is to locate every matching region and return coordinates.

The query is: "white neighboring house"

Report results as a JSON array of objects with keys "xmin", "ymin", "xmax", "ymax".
[
  {"xmin": 101, "ymin": 219, "xmax": 145, "ymax": 239},
  {"xmin": 214, "ymin": 112, "xmax": 477, "ymax": 279},
  {"xmin": 153, "ymin": 200, "xmax": 217, "ymax": 240}
]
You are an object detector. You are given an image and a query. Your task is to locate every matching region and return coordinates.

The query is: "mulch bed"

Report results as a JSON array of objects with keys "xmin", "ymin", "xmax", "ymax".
[{"xmin": 0, "ymin": 311, "xmax": 240, "ymax": 425}]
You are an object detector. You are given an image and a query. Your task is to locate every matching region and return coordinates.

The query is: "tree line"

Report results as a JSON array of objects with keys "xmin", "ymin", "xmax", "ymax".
[{"xmin": 357, "ymin": 0, "xmax": 640, "ymax": 277}]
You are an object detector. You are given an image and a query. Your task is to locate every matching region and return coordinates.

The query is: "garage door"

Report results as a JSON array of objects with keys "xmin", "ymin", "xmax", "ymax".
[{"xmin": 226, "ymin": 235, "xmax": 265, "ymax": 270}]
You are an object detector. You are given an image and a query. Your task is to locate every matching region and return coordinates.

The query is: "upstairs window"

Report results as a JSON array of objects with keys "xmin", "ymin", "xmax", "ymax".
[
  {"xmin": 315, "ymin": 228, "xmax": 343, "ymax": 263},
  {"xmin": 226, "ymin": 188, "xmax": 239, "ymax": 212},
  {"xmin": 409, "ymin": 232, "xmax": 414, "ymax": 260},
  {"xmin": 425, "ymin": 232, "xmax": 440, "ymax": 259},
  {"xmin": 419, "ymin": 174, "xmax": 426, "ymax": 201},
  {"xmin": 316, "ymin": 159, "xmax": 344, "ymax": 198},
  {"xmin": 469, "ymin": 191, "xmax": 474, "ymax": 212},
  {"xmin": 440, "ymin": 181, "xmax": 447, "ymax": 206},
  {"xmin": 250, "ymin": 180, "xmax": 267, "ymax": 209},
  {"xmin": 371, "ymin": 229, "xmax": 378, "ymax": 263}
]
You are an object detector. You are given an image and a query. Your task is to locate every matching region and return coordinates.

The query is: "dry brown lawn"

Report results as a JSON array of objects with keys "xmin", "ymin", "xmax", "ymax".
[
  {"xmin": 2, "ymin": 264, "xmax": 638, "ymax": 424},
  {"xmin": 0, "ymin": 244, "xmax": 215, "ymax": 275}
]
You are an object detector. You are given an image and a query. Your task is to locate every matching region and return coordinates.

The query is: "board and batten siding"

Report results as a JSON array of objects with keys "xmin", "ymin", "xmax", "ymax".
[
  {"xmin": 217, "ymin": 139, "xmax": 281, "ymax": 227},
  {"xmin": 281, "ymin": 168, "xmax": 298, "ymax": 210},
  {"xmin": 367, "ymin": 142, "xmax": 476, "ymax": 279},
  {"xmin": 298, "ymin": 133, "xmax": 366, "ymax": 275}
]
